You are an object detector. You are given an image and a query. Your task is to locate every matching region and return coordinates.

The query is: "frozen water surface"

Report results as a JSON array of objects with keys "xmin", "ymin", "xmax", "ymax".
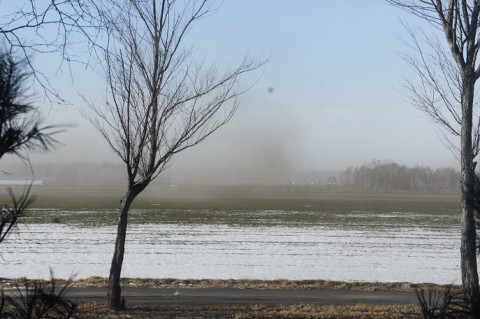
[{"xmin": 0, "ymin": 209, "xmax": 460, "ymax": 283}]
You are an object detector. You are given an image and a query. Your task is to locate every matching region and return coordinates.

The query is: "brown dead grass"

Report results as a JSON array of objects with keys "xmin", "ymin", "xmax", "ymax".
[
  {"xmin": 124, "ymin": 278, "xmax": 458, "ymax": 292},
  {"xmin": 74, "ymin": 303, "xmax": 423, "ymax": 319},
  {"xmin": 3, "ymin": 277, "xmax": 458, "ymax": 292}
]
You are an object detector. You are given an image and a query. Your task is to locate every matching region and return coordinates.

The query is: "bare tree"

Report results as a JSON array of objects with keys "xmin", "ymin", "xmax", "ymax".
[
  {"xmin": 84, "ymin": 0, "xmax": 264, "ymax": 310},
  {"xmin": 387, "ymin": 0, "xmax": 480, "ymax": 316}
]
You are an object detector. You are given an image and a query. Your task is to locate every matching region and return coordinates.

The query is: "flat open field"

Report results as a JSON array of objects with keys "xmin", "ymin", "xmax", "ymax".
[
  {"xmin": 0, "ymin": 184, "xmax": 461, "ymax": 281},
  {"xmin": 0, "ymin": 185, "xmax": 462, "ymax": 317},
  {"xmin": 0, "ymin": 183, "xmax": 460, "ymax": 216}
]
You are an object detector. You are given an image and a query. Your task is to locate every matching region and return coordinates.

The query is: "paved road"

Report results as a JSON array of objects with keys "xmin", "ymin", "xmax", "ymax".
[{"xmin": 59, "ymin": 287, "xmax": 419, "ymax": 306}]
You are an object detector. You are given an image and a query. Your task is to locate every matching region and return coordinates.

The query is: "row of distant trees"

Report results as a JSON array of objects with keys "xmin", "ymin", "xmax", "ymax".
[
  {"xmin": 5, "ymin": 160, "xmax": 461, "ymax": 192},
  {"xmin": 339, "ymin": 160, "xmax": 460, "ymax": 192}
]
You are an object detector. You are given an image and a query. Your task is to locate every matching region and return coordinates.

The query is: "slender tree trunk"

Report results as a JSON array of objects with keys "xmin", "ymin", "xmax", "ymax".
[
  {"xmin": 460, "ymin": 76, "xmax": 480, "ymax": 317},
  {"xmin": 108, "ymin": 187, "xmax": 140, "ymax": 310}
]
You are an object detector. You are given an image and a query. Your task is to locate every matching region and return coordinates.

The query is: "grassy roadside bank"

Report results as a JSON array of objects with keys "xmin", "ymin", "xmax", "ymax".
[
  {"xmin": 4, "ymin": 277, "xmax": 457, "ymax": 292},
  {"xmin": 2, "ymin": 277, "xmax": 453, "ymax": 318}
]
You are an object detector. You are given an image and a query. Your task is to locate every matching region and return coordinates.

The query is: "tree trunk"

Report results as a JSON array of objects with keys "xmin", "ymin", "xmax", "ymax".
[
  {"xmin": 107, "ymin": 187, "xmax": 140, "ymax": 310},
  {"xmin": 460, "ymin": 76, "xmax": 480, "ymax": 316}
]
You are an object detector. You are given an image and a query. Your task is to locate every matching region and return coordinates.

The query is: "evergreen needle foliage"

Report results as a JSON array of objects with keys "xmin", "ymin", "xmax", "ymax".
[{"xmin": 0, "ymin": 50, "xmax": 60, "ymax": 160}]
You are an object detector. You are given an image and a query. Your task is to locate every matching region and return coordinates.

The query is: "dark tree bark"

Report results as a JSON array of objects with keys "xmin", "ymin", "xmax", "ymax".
[
  {"xmin": 107, "ymin": 184, "xmax": 145, "ymax": 309},
  {"xmin": 461, "ymin": 73, "xmax": 480, "ymax": 313}
]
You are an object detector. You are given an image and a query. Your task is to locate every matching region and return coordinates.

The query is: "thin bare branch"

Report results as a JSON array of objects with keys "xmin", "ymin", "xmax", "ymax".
[{"xmin": 0, "ymin": 0, "xmax": 107, "ymax": 103}]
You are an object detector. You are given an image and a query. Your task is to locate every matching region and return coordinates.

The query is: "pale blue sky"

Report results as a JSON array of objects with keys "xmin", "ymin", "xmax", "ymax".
[{"xmin": 2, "ymin": 1, "xmax": 459, "ymax": 179}]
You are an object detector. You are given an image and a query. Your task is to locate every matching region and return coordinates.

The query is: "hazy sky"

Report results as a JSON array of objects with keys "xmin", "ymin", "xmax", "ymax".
[{"xmin": 2, "ymin": 1, "xmax": 461, "ymax": 180}]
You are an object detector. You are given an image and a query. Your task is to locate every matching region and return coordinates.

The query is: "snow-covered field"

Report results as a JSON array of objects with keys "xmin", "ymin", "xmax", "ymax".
[{"xmin": 0, "ymin": 209, "xmax": 460, "ymax": 283}]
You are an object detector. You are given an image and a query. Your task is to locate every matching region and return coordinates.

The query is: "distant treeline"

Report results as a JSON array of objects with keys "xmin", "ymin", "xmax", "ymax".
[
  {"xmin": 339, "ymin": 160, "xmax": 460, "ymax": 192},
  {"xmin": 0, "ymin": 161, "xmax": 462, "ymax": 191}
]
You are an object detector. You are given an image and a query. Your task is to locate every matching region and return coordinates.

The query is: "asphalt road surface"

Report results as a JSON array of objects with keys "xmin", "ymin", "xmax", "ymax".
[{"xmin": 58, "ymin": 287, "xmax": 419, "ymax": 306}]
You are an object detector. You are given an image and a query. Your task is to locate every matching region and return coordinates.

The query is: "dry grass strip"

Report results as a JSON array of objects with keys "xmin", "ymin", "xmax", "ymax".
[
  {"xmin": 4, "ymin": 277, "xmax": 457, "ymax": 292},
  {"xmin": 75, "ymin": 303, "xmax": 423, "ymax": 319}
]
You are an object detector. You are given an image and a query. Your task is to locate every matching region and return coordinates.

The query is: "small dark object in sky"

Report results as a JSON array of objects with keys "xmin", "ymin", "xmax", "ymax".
[{"xmin": 267, "ymin": 87, "xmax": 274, "ymax": 93}]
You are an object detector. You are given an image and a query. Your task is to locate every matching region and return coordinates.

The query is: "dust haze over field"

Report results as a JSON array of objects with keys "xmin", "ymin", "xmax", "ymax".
[
  {"xmin": 0, "ymin": 104, "xmax": 459, "ymax": 188},
  {"xmin": 0, "ymin": 89, "xmax": 456, "ymax": 188},
  {"xmin": 0, "ymin": 1, "xmax": 461, "ymax": 186},
  {"xmin": 165, "ymin": 97, "xmax": 459, "ymax": 185}
]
